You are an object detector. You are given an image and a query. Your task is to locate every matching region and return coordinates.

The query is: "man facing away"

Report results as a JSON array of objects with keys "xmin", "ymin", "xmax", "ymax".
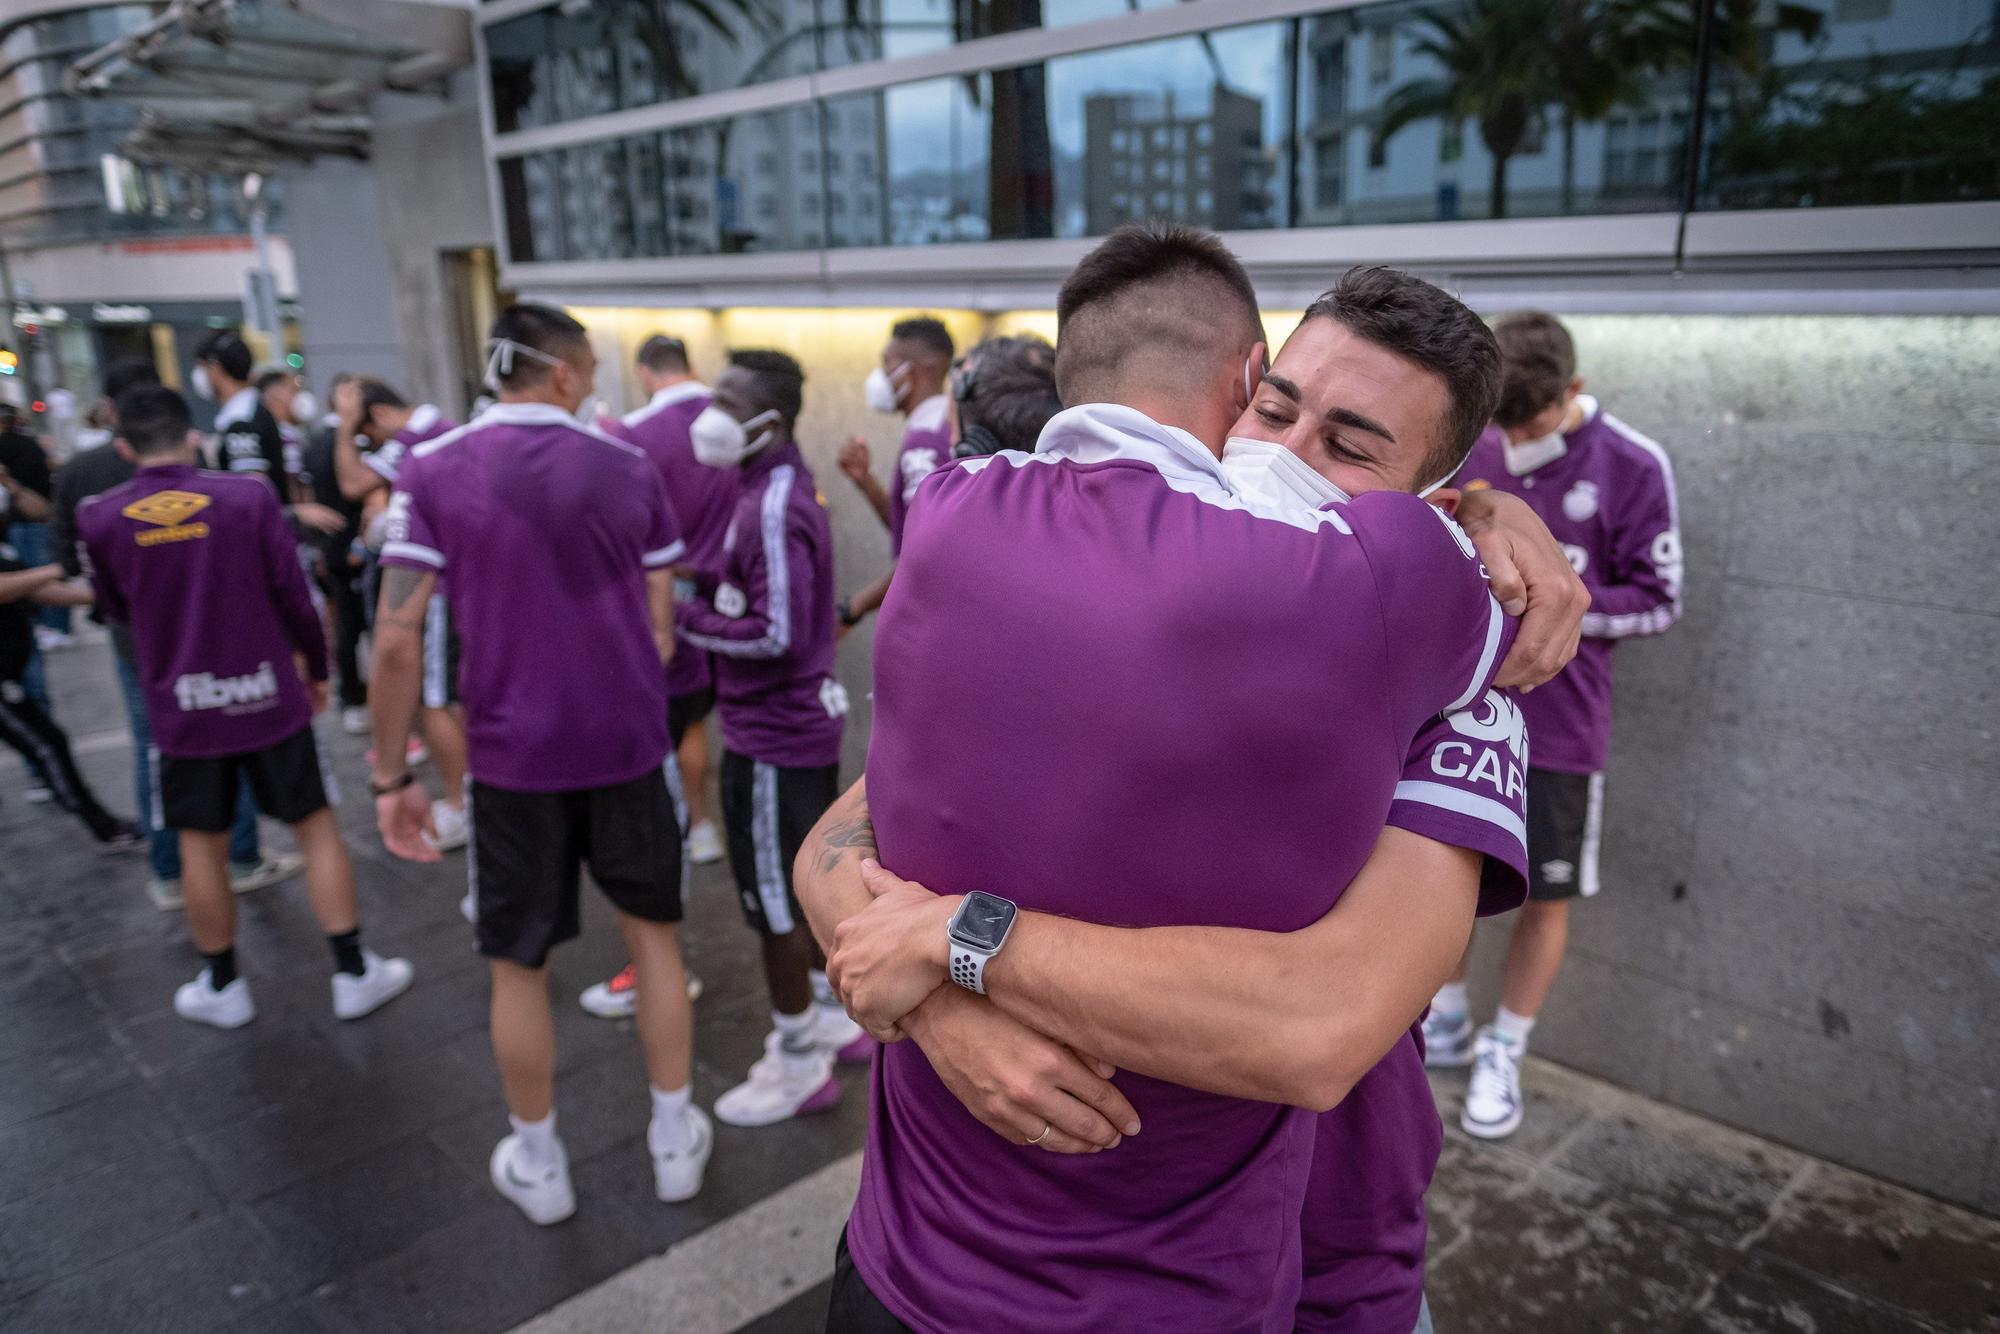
[
  {"xmin": 833, "ymin": 315, "xmax": 956, "ymax": 632},
  {"xmin": 77, "ymin": 385, "xmax": 411, "ymax": 1029},
  {"xmin": 800, "ymin": 227, "xmax": 1518, "ymax": 1332},
  {"xmin": 369, "ymin": 304, "xmax": 709, "ymax": 1226},
  {"xmin": 1424, "ymin": 310, "xmax": 1684, "ymax": 1140}
]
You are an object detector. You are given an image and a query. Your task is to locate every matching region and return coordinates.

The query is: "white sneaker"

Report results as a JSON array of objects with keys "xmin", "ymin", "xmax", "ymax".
[
  {"xmin": 174, "ymin": 969, "xmax": 256, "ymax": 1029},
  {"xmin": 230, "ymin": 853, "xmax": 303, "ymax": 894},
  {"xmin": 581, "ymin": 964, "xmax": 705, "ymax": 1019},
  {"xmin": 713, "ymin": 1038, "xmax": 840, "ymax": 1127},
  {"xmin": 490, "ymin": 1135, "xmax": 575, "ymax": 1226},
  {"xmin": 147, "ymin": 877, "xmax": 184, "ymax": 911},
  {"xmin": 686, "ymin": 819, "xmax": 723, "ymax": 865},
  {"xmin": 812, "ymin": 1002, "xmax": 876, "ymax": 1064},
  {"xmin": 428, "ymin": 801, "xmax": 468, "ymax": 852},
  {"xmin": 340, "ymin": 706, "xmax": 370, "ymax": 735},
  {"xmin": 331, "ymin": 949, "xmax": 415, "ymax": 1020},
  {"xmin": 652, "ymin": 1105, "xmax": 714, "ymax": 1203},
  {"xmin": 1421, "ymin": 1007, "xmax": 1475, "ymax": 1068},
  {"xmin": 1461, "ymin": 1027, "xmax": 1526, "ymax": 1139}
]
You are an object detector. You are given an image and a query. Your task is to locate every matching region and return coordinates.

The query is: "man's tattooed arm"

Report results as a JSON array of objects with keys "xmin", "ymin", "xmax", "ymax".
[
  {"xmin": 795, "ymin": 776, "xmax": 878, "ymax": 955},
  {"xmin": 368, "ymin": 566, "xmax": 435, "ymax": 785}
]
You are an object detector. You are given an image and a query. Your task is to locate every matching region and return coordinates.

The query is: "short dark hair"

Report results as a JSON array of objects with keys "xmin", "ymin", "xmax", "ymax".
[
  {"xmin": 254, "ymin": 368, "xmax": 295, "ymax": 394},
  {"xmin": 102, "ymin": 359, "xmax": 161, "ymax": 403},
  {"xmin": 637, "ymin": 334, "xmax": 690, "ymax": 375},
  {"xmin": 358, "ymin": 379, "xmax": 409, "ymax": 421},
  {"xmin": 959, "ymin": 335, "xmax": 1060, "ymax": 454},
  {"xmin": 1491, "ymin": 311, "xmax": 1577, "ymax": 429},
  {"xmin": 116, "ymin": 385, "xmax": 194, "ymax": 456},
  {"xmin": 1054, "ymin": 223, "xmax": 1264, "ymax": 405},
  {"xmin": 193, "ymin": 329, "xmax": 253, "ymax": 382},
  {"xmin": 489, "ymin": 303, "xmax": 589, "ymax": 389},
  {"xmin": 727, "ymin": 349, "xmax": 805, "ymax": 429},
  {"xmin": 1301, "ymin": 267, "xmax": 1501, "ymax": 487},
  {"xmin": 0, "ymin": 403, "xmax": 17, "ymax": 431},
  {"xmin": 889, "ymin": 316, "xmax": 954, "ymax": 366}
]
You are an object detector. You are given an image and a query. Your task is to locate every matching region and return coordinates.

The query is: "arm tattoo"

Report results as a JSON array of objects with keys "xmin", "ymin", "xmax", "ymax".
[
  {"xmin": 378, "ymin": 567, "xmax": 430, "ymax": 629},
  {"xmin": 816, "ymin": 793, "xmax": 877, "ymax": 874}
]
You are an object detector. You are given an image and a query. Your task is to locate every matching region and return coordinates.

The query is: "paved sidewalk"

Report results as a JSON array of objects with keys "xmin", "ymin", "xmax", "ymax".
[{"xmin": 3, "ymin": 635, "xmax": 1996, "ymax": 1332}]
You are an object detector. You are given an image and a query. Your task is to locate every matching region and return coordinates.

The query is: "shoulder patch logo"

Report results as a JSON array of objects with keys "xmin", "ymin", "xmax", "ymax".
[{"xmin": 122, "ymin": 490, "xmax": 212, "ymax": 546}]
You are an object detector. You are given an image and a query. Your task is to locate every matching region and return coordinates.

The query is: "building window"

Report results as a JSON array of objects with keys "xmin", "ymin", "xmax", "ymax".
[
  {"xmin": 1313, "ymin": 41, "xmax": 1345, "ymax": 112},
  {"xmin": 1368, "ymin": 29, "xmax": 1393, "ymax": 86},
  {"xmin": 1440, "ymin": 120, "xmax": 1462, "ymax": 164},
  {"xmin": 1314, "ymin": 138, "xmax": 1342, "ymax": 205},
  {"xmin": 802, "ymin": 152, "xmax": 819, "ymax": 172}
]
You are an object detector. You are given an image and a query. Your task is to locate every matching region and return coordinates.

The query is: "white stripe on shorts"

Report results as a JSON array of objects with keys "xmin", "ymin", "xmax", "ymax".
[
  {"xmin": 751, "ymin": 761, "xmax": 793, "ymax": 934},
  {"xmin": 1579, "ymin": 771, "xmax": 1605, "ymax": 897},
  {"xmin": 422, "ymin": 597, "xmax": 449, "ymax": 710},
  {"xmin": 662, "ymin": 751, "xmax": 690, "ymax": 897}
]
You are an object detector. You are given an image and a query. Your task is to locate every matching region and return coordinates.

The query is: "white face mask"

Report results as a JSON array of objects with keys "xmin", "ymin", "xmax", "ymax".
[
  {"xmin": 190, "ymin": 365, "xmax": 215, "ymax": 402},
  {"xmin": 291, "ymin": 391, "xmax": 319, "ymax": 424},
  {"xmin": 573, "ymin": 393, "xmax": 602, "ymax": 425},
  {"xmin": 1221, "ymin": 437, "xmax": 1350, "ymax": 511},
  {"xmin": 863, "ymin": 362, "xmax": 910, "ymax": 414},
  {"xmin": 1502, "ymin": 429, "xmax": 1567, "ymax": 476},
  {"xmin": 691, "ymin": 406, "xmax": 780, "ymax": 468}
]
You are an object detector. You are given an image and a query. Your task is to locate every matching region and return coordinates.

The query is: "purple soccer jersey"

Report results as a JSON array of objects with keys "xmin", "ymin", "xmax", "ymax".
[
  {"xmin": 378, "ymin": 402, "xmax": 684, "ymax": 792},
  {"xmin": 77, "ymin": 464, "xmax": 326, "ymax": 758},
  {"xmin": 1453, "ymin": 397, "xmax": 1682, "ymax": 773},
  {"xmin": 364, "ymin": 404, "xmax": 457, "ymax": 487},
  {"xmin": 885, "ymin": 393, "xmax": 953, "ymax": 556},
  {"xmin": 610, "ymin": 383, "xmax": 738, "ymax": 700},
  {"xmin": 675, "ymin": 440, "xmax": 843, "ymax": 768},
  {"xmin": 1299, "ymin": 696, "xmax": 1530, "ymax": 1332},
  {"xmin": 847, "ymin": 404, "xmax": 1512, "ymax": 1334}
]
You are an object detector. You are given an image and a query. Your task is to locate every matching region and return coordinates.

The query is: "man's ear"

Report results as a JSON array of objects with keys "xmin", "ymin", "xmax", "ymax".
[
  {"xmin": 1568, "ymin": 376, "xmax": 1586, "ymax": 400},
  {"xmin": 1240, "ymin": 340, "xmax": 1269, "ymax": 412},
  {"xmin": 113, "ymin": 437, "xmax": 136, "ymax": 464}
]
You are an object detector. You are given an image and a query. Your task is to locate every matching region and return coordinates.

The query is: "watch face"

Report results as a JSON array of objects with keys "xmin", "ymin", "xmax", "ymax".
[{"xmin": 952, "ymin": 891, "xmax": 1015, "ymax": 951}]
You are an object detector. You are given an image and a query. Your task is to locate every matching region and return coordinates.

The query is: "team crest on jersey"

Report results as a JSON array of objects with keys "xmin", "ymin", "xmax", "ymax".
[
  {"xmin": 715, "ymin": 583, "xmax": 748, "ymax": 618},
  {"xmin": 1563, "ymin": 480, "xmax": 1600, "ymax": 522},
  {"xmin": 123, "ymin": 490, "xmax": 212, "ymax": 546}
]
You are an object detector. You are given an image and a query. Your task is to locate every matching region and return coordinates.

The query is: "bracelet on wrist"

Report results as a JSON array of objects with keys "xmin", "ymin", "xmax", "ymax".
[{"xmin": 369, "ymin": 771, "xmax": 414, "ymax": 798}]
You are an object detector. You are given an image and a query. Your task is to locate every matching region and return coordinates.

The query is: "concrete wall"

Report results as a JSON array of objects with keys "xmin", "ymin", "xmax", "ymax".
[
  {"xmin": 570, "ymin": 302, "xmax": 2000, "ymax": 1212},
  {"xmin": 282, "ymin": 155, "xmax": 406, "ymax": 393},
  {"xmin": 1458, "ymin": 314, "xmax": 2000, "ymax": 1216}
]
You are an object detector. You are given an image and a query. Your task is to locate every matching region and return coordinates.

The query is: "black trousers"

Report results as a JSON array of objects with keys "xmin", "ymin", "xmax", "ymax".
[
  {"xmin": 328, "ymin": 559, "xmax": 369, "ymax": 709},
  {"xmin": 826, "ymin": 1230, "xmax": 912, "ymax": 1333},
  {"xmin": 0, "ymin": 681, "xmax": 120, "ymax": 840}
]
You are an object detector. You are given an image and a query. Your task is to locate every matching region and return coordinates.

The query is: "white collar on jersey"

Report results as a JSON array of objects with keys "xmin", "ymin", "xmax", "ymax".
[
  {"xmin": 475, "ymin": 400, "xmax": 586, "ymax": 427},
  {"xmin": 215, "ymin": 385, "xmax": 259, "ymax": 430},
  {"xmin": 907, "ymin": 393, "xmax": 950, "ymax": 433},
  {"xmin": 407, "ymin": 403, "xmax": 441, "ymax": 434},
  {"xmin": 647, "ymin": 381, "xmax": 709, "ymax": 412}
]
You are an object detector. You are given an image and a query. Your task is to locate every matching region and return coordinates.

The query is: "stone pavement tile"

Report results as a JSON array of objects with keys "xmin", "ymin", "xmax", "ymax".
[
  {"xmin": 0, "ymin": 1207, "xmax": 312, "ymax": 1334},
  {"xmin": 1681, "ymin": 1252, "xmax": 1955, "ymax": 1334},
  {"xmin": 1551, "ymin": 1100, "xmax": 1807, "ymax": 1244},
  {"xmin": 1749, "ymin": 1161, "xmax": 2000, "ymax": 1331},
  {"xmin": 308, "ymin": 939, "xmax": 492, "ymax": 1070},
  {"xmin": 0, "ymin": 1140, "xmax": 223, "ymax": 1287},
  {"xmin": 0, "ymin": 1036, "xmax": 135, "ymax": 1132},
  {"xmin": 1425, "ymin": 1131, "xmax": 1541, "ymax": 1259},
  {"xmin": 134, "ymin": 1009, "xmax": 349, "ymax": 1133},
  {"xmin": 1426, "ymin": 1165, "xmax": 1739, "ymax": 1333},
  {"xmin": 0, "ymin": 1082, "xmax": 181, "ymax": 1206},
  {"xmin": 302, "ymin": 1194, "xmax": 650, "ymax": 1334},
  {"xmin": 249, "ymin": 1131, "xmax": 493, "ymax": 1291}
]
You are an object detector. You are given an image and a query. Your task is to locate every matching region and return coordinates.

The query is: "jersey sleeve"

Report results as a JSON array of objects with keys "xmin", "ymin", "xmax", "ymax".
[
  {"xmin": 221, "ymin": 415, "xmax": 287, "ymax": 488},
  {"xmin": 1347, "ymin": 490, "xmax": 1517, "ymax": 738},
  {"xmin": 1388, "ymin": 692, "xmax": 1530, "ymax": 916},
  {"xmin": 1582, "ymin": 451, "xmax": 1682, "ymax": 639},
  {"xmin": 640, "ymin": 463, "xmax": 686, "ymax": 569},
  {"xmin": 677, "ymin": 473, "xmax": 809, "ymax": 660},
  {"xmin": 378, "ymin": 457, "xmax": 445, "ymax": 573},
  {"xmin": 258, "ymin": 485, "xmax": 329, "ymax": 680}
]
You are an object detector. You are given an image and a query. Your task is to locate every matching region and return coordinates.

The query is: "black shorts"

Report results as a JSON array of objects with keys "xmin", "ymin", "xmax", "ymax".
[
  {"xmin": 719, "ymin": 750, "xmax": 839, "ymax": 937},
  {"xmin": 1526, "ymin": 767, "xmax": 1604, "ymax": 901},
  {"xmin": 667, "ymin": 685, "xmax": 715, "ymax": 749},
  {"xmin": 422, "ymin": 596, "xmax": 461, "ymax": 710},
  {"xmin": 467, "ymin": 765, "xmax": 683, "ymax": 967},
  {"xmin": 160, "ymin": 725, "xmax": 333, "ymax": 832},
  {"xmin": 826, "ymin": 1230, "xmax": 913, "ymax": 1333}
]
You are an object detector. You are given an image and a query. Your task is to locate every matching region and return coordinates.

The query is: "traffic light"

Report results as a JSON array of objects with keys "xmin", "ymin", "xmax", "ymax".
[{"xmin": 0, "ymin": 349, "xmax": 16, "ymax": 376}]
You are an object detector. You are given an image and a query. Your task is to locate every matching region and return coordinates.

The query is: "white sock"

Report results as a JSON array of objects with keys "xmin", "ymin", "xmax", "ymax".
[
  {"xmin": 649, "ymin": 1084, "xmax": 693, "ymax": 1153},
  {"xmin": 774, "ymin": 1007, "xmax": 818, "ymax": 1063},
  {"xmin": 809, "ymin": 969, "xmax": 837, "ymax": 1009},
  {"xmin": 509, "ymin": 1111, "xmax": 559, "ymax": 1174},
  {"xmin": 1493, "ymin": 1006, "xmax": 1536, "ymax": 1047},
  {"xmin": 1433, "ymin": 981, "xmax": 1470, "ymax": 1018}
]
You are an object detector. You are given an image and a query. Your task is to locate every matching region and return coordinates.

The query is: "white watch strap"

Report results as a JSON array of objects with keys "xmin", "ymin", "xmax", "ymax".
[{"xmin": 949, "ymin": 944, "xmax": 990, "ymax": 995}]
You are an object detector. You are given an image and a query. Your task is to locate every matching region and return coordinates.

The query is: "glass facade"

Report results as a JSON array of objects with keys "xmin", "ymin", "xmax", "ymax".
[{"xmin": 487, "ymin": 0, "xmax": 2000, "ymax": 267}]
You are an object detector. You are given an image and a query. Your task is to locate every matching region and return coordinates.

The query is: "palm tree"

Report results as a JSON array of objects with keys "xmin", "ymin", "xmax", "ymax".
[{"xmin": 1373, "ymin": 0, "xmax": 1564, "ymax": 219}]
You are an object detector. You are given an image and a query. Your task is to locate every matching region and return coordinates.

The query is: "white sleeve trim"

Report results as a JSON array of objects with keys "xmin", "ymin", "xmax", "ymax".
[
  {"xmin": 1391, "ymin": 780, "xmax": 1527, "ymax": 850},
  {"xmin": 680, "ymin": 466, "xmax": 795, "ymax": 659},
  {"xmin": 1447, "ymin": 594, "xmax": 1505, "ymax": 713},
  {"xmin": 381, "ymin": 540, "xmax": 445, "ymax": 568},
  {"xmin": 1582, "ymin": 602, "xmax": 1681, "ymax": 639},
  {"xmin": 642, "ymin": 539, "xmax": 688, "ymax": 569}
]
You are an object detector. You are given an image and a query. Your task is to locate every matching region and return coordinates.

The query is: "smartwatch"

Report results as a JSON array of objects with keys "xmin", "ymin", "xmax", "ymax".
[{"xmin": 946, "ymin": 891, "xmax": 1018, "ymax": 995}]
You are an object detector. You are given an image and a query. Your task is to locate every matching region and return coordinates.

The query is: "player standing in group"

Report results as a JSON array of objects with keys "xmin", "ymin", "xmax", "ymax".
[
  {"xmin": 677, "ymin": 350, "xmax": 868, "ymax": 1128},
  {"xmin": 77, "ymin": 386, "xmax": 411, "ymax": 1029},
  {"xmin": 1424, "ymin": 310, "xmax": 1683, "ymax": 1140},
  {"xmin": 580, "ymin": 334, "xmax": 738, "ymax": 1022},
  {"xmin": 833, "ymin": 317, "xmax": 955, "ymax": 633},
  {"xmin": 370, "ymin": 304, "xmax": 709, "ymax": 1226}
]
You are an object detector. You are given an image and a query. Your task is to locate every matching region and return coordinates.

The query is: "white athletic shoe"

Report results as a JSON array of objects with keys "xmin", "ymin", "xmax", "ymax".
[
  {"xmin": 713, "ymin": 1039, "xmax": 840, "ymax": 1128},
  {"xmin": 812, "ymin": 1002, "xmax": 876, "ymax": 1064},
  {"xmin": 686, "ymin": 819, "xmax": 723, "ymax": 865},
  {"xmin": 460, "ymin": 888, "xmax": 478, "ymax": 925},
  {"xmin": 230, "ymin": 853, "xmax": 303, "ymax": 895},
  {"xmin": 147, "ymin": 877, "xmax": 184, "ymax": 911},
  {"xmin": 340, "ymin": 706, "xmax": 370, "ymax": 736},
  {"xmin": 174, "ymin": 969, "xmax": 256, "ymax": 1029},
  {"xmin": 1461, "ymin": 1028, "xmax": 1526, "ymax": 1140},
  {"xmin": 652, "ymin": 1105, "xmax": 714, "ymax": 1203},
  {"xmin": 580, "ymin": 964, "xmax": 703, "ymax": 1019},
  {"xmin": 331, "ymin": 949, "xmax": 414, "ymax": 1020},
  {"xmin": 490, "ymin": 1135, "xmax": 575, "ymax": 1226},
  {"xmin": 428, "ymin": 801, "xmax": 468, "ymax": 853},
  {"xmin": 1421, "ymin": 1007, "xmax": 1475, "ymax": 1068}
]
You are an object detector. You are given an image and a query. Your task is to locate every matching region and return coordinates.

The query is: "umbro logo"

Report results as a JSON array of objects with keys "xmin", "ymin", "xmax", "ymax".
[{"xmin": 123, "ymin": 490, "xmax": 212, "ymax": 546}]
